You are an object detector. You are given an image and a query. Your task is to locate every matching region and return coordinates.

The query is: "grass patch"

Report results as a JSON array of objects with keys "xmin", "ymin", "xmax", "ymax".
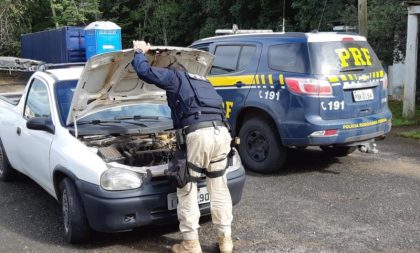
[
  {"xmin": 399, "ymin": 130, "xmax": 420, "ymax": 140},
  {"xmin": 388, "ymin": 100, "xmax": 420, "ymax": 127}
]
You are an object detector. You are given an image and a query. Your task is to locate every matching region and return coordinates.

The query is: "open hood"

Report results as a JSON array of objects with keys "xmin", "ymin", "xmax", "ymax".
[{"xmin": 66, "ymin": 47, "xmax": 214, "ymax": 125}]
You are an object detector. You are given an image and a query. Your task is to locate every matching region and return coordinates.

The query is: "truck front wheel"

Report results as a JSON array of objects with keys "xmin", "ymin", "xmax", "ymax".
[
  {"xmin": 238, "ymin": 117, "xmax": 287, "ymax": 173},
  {"xmin": 60, "ymin": 178, "xmax": 91, "ymax": 243}
]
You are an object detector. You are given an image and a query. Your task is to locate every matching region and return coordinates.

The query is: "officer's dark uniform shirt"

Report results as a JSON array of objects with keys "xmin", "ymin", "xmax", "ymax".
[{"xmin": 131, "ymin": 52, "xmax": 223, "ymax": 129}]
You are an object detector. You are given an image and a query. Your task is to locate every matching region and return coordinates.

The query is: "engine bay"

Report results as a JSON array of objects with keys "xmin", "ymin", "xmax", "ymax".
[{"xmin": 81, "ymin": 132, "xmax": 176, "ymax": 167}]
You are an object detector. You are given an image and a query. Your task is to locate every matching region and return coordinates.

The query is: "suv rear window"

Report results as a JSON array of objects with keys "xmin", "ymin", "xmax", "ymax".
[
  {"xmin": 309, "ymin": 41, "xmax": 381, "ymax": 75},
  {"xmin": 268, "ymin": 43, "xmax": 308, "ymax": 73},
  {"xmin": 210, "ymin": 45, "xmax": 256, "ymax": 75}
]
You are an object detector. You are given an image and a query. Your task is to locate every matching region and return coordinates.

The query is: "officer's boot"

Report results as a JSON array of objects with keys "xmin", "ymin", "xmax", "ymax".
[
  {"xmin": 171, "ymin": 240, "xmax": 202, "ymax": 253},
  {"xmin": 218, "ymin": 236, "xmax": 234, "ymax": 253}
]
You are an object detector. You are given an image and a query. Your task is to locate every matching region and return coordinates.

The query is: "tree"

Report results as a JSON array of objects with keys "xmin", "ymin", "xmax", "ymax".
[
  {"xmin": 51, "ymin": 0, "xmax": 100, "ymax": 26},
  {"xmin": 291, "ymin": 0, "xmax": 357, "ymax": 32},
  {"xmin": 0, "ymin": 0, "xmax": 33, "ymax": 56},
  {"xmin": 367, "ymin": 0, "xmax": 407, "ymax": 65}
]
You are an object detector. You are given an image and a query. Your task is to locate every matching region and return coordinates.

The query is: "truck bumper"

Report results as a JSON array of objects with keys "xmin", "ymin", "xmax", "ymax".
[
  {"xmin": 281, "ymin": 110, "xmax": 392, "ymax": 146},
  {"xmin": 75, "ymin": 167, "xmax": 245, "ymax": 233}
]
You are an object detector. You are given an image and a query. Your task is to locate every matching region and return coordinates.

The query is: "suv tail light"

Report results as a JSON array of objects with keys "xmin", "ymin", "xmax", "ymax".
[{"xmin": 285, "ymin": 78, "xmax": 333, "ymax": 97}]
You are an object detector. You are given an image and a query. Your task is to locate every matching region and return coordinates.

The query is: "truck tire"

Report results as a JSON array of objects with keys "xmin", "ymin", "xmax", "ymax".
[
  {"xmin": 320, "ymin": 146, "xmax": 357, "ymax": 157},
  {"xmin": 238, "ymin": 117, "xmax": 287, "ymax": 173},
  {"xmin": 60, "ymin": 178, "xmax": 90, "ymax": 243},
  {"xmin": 0, "ymin": 140, "xmax": 17, "ymax": 182}
]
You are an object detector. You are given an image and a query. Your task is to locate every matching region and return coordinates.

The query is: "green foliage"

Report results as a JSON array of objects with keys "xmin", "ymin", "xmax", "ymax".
[
  {"xmin": 52, "ymin": 0, "xmax": 100, "ymax": 26},
  {"xmin": 388, "ymin": 100, "xmax": 420, "ymax": 126},
  {"xmin": 367, "ymin": 0, "xmax": 407, "ymax": 65},
  {"xmin": 291, "ymin": 0, "xmax": 357, "ymax": 32},
  {"xmin": 0, "ymin": 0, "xmax": 33, "ymax": 56},
  {"xmin": 0, "ymin": 0, "xmax": 411, "ymax": 67},
  {"xmin": 399, "ymin": 130, "xmax": 420, "ymax": 140}
]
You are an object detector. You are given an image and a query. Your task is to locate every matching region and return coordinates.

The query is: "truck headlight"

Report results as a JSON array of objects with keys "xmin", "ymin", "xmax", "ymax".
[{"xmin": 100, "ymin": 168, "xmax": 144, "ymax": 191}]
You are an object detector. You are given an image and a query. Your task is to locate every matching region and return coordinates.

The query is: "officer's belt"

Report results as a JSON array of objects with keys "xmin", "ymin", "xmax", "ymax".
[
  {"xmin": 188, "ymin": 159, "xmax": 227, "ymax": 181},
  {"xmin": 183, "ymin": 120, "xmax": 226, "ymax": 135}
]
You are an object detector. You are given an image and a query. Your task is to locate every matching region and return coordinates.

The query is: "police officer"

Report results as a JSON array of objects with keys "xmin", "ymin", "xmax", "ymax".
[{"xmin": 131, "ymin": 41, "xmax": 234, "ymax": 253}]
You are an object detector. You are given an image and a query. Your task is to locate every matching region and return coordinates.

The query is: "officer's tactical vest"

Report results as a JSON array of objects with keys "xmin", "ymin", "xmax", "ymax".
[{"xmin": 172, "ymin": 72, "xmax": 224, "ymax": 125}]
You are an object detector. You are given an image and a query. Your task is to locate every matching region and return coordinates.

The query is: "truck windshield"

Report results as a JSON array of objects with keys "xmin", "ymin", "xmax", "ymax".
[
  {"xmin": 55, "ymin": 80, "xmax": 171, "ymax": 126},
  {"xmin": 309, "ymin": 41, "xmax": 381, "ymax": 75}
]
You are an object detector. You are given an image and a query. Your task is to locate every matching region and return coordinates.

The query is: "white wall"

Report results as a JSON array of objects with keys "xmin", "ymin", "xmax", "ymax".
[{"xmin": 388, "ymin": 63, "xmax": 405, "ymax": 100}]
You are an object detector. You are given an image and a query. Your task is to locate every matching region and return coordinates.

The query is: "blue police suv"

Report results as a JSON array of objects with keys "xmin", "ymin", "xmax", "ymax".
[{"xmin": 190, "ymin": 32, "xmax": 392, "ymax": 173}]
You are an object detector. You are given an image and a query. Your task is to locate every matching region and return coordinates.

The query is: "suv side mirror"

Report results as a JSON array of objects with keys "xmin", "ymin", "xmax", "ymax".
[{"xmin": 26, "ymin": 117, "xmax": 55, "ymax": 134}]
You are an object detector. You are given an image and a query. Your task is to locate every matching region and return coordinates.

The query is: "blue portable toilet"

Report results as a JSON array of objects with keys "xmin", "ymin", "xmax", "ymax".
[{"xmin": 84, "ymin": 21, "xmax": 122, "ymax": 60}]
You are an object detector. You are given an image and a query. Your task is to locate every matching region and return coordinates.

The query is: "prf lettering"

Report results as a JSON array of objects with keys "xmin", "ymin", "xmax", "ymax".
[
  {"xmin": 335, "ymin": 47, "xmax": 372, "ymax": 68},
  {"xmin": 223, "ymin": 101, "xmax": 234, "ymax": 119}
]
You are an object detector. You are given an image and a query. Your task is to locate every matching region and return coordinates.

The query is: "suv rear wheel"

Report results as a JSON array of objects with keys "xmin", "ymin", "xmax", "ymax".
[
  {"xmin": 238, "ymin": 117, "xmax": 287, "ymax": 173},
  {"xmin": 0, "ymin": 140, "xmax": 17, "ymax": 182},
  {"xmin": 60, "ymin": 178, "xmax": 90, "ymax": 243},
  {"xmin": 320, "ymin": 146, "xmax": 357, "ymax": 157}
]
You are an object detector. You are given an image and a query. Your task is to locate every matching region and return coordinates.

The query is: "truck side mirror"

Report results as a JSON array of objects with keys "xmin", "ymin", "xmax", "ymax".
[{"xmin": 26, "ymin": 117, "xmax": 55, "ymax": 134}]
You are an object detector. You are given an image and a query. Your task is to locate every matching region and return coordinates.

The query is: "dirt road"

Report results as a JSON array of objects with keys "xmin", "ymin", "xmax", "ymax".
[{"xmin": 0, "ymin": 131, "xmax": 419, "ymax": 253}]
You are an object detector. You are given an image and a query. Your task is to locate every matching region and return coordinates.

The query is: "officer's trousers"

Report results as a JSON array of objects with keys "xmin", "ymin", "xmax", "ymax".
[{"xmin": 177, "ymin": 126, "xmax": 233, "ymax": 241}]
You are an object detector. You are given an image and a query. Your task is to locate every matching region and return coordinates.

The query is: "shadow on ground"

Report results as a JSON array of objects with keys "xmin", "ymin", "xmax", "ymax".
[
  {"xmin": 246, "ymin": 147, "xmax": 340, "ymax": 177},
  {"xmin": 0, "ymin": 174, "xmax": 187, "ymax": 251}
]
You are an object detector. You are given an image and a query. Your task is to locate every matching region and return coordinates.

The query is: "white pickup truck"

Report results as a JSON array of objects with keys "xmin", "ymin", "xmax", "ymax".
[{"xmin": 0, "ymin": 48, "xmax": 245, "ymax": 243}]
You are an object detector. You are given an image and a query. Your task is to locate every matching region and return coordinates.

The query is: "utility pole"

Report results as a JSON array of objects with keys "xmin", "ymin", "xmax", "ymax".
[
  {"xmin": 358, "ymin": 0, "xmax": 367, "ymax": 37},
  {"xmin": 403, "ymin": 4, "xmax": 419, "ymax": 119},
  {"xmin": 282, "ymin": 0, "xmax": 285, "ymax": 32}
]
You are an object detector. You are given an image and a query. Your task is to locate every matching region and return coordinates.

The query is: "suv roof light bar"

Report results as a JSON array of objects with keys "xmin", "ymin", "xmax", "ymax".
[{"xmin": 215, "ymin": 24, "xmax": 273, "ymax": 35}]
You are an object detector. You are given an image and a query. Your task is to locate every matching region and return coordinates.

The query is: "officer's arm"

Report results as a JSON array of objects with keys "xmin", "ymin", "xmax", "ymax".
[{"xmin": 131, "ymin": 52, "xmax": 177, "ymax": 91}]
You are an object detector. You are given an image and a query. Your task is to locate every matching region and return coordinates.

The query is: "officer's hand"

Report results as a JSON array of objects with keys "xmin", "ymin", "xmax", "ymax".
[{"xmin": 133, "ymin": 40, "xmax": 151, "ymax": 54}]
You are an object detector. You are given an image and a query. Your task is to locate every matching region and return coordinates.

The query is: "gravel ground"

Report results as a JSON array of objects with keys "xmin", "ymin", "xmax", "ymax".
[{"xmin": 0, "ymin": 130, "xmax": 419, "ymax": 253}]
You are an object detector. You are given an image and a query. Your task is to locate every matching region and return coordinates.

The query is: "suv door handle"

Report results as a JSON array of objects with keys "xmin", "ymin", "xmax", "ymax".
[
  {"xmin": 236, "ymin": 81, "xmax": 244, "ymax": 87},
  {"xmin": 16, "ymin": 127, "xmax": 21, "ymax": 136}
]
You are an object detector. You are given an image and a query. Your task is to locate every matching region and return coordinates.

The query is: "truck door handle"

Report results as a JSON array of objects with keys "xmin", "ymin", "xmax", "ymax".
[
  {"xmin": 16, "ymin": 127, "xmax": 21, "ymax": 136},
  {"xmin": 236, "ymin": 81, "xmax": 244, "ymax": 87}
]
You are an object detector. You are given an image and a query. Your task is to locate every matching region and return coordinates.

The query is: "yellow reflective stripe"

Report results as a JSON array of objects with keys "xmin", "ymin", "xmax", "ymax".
[
  {"xmin": 279, "ymin": 74, "xmax": 285, "ymax": 85},
  {"xmin": 348, "ymin": 74, "xmax": 354, "ymax": 81},
  {"xmin": 268, "ymin": 74, "xmax": 273, "ymax": 85},
  {"xmin": 255, "ymin": 75, "xmax": 260, "ymax": 85},
  {"xmin": 208, "ymin": 75, "xmax": 256, "ymax": 87},
  {"xmin": 328, "ymin": 76, "xmax": 339, "ymax": 83},
  {"xmin": 260, "ymin": 74, "xmax": 266, "ymax": 85},
  {"xmin": 340, "ymin": 75, "xmax": 348, "ymax": 81},
  {"xmin": 353, "ymin": 74, "xmax": 357, "ymax": 80}
]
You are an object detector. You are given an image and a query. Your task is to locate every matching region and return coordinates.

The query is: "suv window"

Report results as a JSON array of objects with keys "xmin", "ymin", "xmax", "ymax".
[
  {"xmin": 196, "ymin": 46, "xmax": 209, "ymax": 52},
  {"xmin": 24, "ymin": 78, "xmax": 51, "ymax": 119},
  {"xmin": 210, "ymin": 45, "xmax": 256, "ymax": 75},
  {"xmin": 211, "ymin": 46, "xmax": 241, "ymax": 75},
  {"xmin": 238, "ymin": 46, "xmax": 256, "ymax": 71},
  {"xmin": 268, "ymin": 43, "xmax": 308, "ymax": 73},
  {"xmin": 309, "ymin": 41, "xmax": 380, "ymax": 75}
]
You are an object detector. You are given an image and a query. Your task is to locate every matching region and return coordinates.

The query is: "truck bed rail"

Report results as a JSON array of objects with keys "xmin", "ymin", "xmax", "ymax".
[
  {"xmin": 0, "ymin": 57, "xmax": 43, "ymax": 72},
  {"xmin": 0, "ymin": 92, "xmax": 23, "ymax": 105}
]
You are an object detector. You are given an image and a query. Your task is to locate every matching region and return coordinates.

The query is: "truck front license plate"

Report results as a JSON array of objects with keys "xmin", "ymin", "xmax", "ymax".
[
  {"xmin": 167, "ymin": 187, "xmax": 210, "ymax": 211},
  {"xmin": 353, "ymin": 89, "xmax": 374, "ymax": 102}
]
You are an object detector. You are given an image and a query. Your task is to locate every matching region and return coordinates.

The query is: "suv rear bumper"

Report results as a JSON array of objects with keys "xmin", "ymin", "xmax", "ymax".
[
  {"xmin": 281, "ymin": 110, "xmax": 392, "ymax": 146},
  {"xmin": 75, "ymin": 167, "xmax": 245, "ymax": 233}
]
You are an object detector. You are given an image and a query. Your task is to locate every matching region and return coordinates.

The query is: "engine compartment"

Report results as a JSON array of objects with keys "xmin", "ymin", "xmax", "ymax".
[{"xmin": 81, "ymin": 132, "xmax": 176, "ymax": 167}]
